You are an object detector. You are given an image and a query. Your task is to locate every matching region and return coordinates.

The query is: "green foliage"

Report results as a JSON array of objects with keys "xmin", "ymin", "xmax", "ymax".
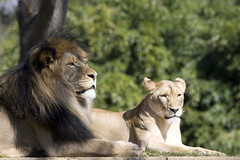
[
  {"xmin": 67, "ymin": 0, "xmax": 240, "ymax": 155},
  {"xmin": 92, "ymin": 70, "xmax": 144, "ymax": 111},
  {"xmin": 0, "ymin": 20, "xmax": 19, "ymax": 75}
]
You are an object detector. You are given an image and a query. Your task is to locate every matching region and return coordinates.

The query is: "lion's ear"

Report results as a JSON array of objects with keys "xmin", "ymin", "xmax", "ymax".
[
  {"xmin": 143, "ymin": 77, "xmax": 156, "ymax": 91},
  {"xmin": 31, "ymin": 47, "xmax": 56, "ymax": 72},
  {"xmin": 175, "ymin": 78, "xmax": 186, "ymax": 93},
  {"xmin": 39, "ymin": 47, "xmax": 56, "ymax": 67}
]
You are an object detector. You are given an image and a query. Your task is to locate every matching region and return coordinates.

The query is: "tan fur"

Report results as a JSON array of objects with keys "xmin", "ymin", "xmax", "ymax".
[
  {"xmin": 0, "ymin": 33, "xmax": 141, "ymax": 157},
  {"xmin": 91, "ymin": 77, "xmax": 225, "ymax": 155}
]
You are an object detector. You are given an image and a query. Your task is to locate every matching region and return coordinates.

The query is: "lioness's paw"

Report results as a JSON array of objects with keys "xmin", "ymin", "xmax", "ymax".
[
  {"xmin": 114, "ymin": 141, "xmax": 142, "ymax": 157},
  {"xmin": 204, "ymin": 149, "xmax": 226, "ymax": 156},
  {"xmin": 194, "ymin": 147, "xmax": 226, "ymax": 156}
]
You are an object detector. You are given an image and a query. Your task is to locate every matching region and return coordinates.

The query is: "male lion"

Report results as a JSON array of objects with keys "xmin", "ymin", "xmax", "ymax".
[
  {"xmin": 0, "ymin": 33, "xmax": 141, "ymax": 157},
  {"xmin": 91, "ymin": 77, "xmax": 225, "ymax": 155}
]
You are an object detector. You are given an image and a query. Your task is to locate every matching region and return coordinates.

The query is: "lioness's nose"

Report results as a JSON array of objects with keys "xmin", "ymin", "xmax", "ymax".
[
  {"xmin": 170, "ymin": 108, "xmax": 179, "ymax": 113},
  {"xmin": 88, "ymin": 71, "xmax": 97, "ymax": 80}
]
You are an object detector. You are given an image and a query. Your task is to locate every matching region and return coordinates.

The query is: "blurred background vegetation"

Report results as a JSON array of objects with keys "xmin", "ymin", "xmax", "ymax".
[{"xmin": 1, "ymin": 0, "xmax": 240, "ymax": 156}]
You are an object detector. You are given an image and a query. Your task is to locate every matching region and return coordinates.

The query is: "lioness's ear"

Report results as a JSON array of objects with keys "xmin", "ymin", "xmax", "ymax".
[
  {"xmin": 143, "ymin": 77, "xmax": 156, "ymax": 91},
  {"xmin": 39, "ymin": 47, "xmax": 56, "ymax": 67},
  {"xmin": 175, "ymin": 78, "xmax": 186, "ymax": 93}
]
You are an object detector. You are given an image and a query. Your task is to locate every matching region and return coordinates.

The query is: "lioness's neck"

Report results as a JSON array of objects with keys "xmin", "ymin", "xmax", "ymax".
[{"xmin": 135, "ymin": 95, "xmax": 160, "ymax": 119}]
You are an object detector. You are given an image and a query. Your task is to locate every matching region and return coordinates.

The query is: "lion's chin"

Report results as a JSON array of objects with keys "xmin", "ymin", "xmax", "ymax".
[
  {"xmin": 81, "ymin": 88, "xmax": 96, "ymax": 100},
  {"xmin": 76, "ymin": 85, "xmax": 96, "ymax": 100}
]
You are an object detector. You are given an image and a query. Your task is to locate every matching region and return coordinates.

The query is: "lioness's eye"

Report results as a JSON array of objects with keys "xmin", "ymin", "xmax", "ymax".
[
  {"xmin": 178, "ymin": 94, "xmax": 182, "ymax": 97},
  {"xmin": 160, "ymin": 95, "xmax": 167, "ymax": 98}
]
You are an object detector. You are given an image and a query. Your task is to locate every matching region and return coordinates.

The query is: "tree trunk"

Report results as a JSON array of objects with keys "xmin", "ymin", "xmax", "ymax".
[{"xmin": 16, "ymin": 0, "xmax": 68, "ymax": 63}]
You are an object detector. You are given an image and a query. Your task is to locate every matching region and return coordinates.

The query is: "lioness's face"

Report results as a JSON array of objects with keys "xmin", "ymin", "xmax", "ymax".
[{"xmin": 144, "ymin": 77, "xmax": 186, "ymax": 123}]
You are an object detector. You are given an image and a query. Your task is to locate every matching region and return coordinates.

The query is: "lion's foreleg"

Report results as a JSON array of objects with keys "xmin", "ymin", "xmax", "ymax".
[{"xmin": 46, "ymin": 139, "xmax": 142, "ymax": 157}]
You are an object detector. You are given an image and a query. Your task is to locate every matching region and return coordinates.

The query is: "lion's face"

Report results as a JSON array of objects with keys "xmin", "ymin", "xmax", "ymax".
[
  {"xmin": 62, "ymin": 52, "xmax": 97, "ymax": 100},
  {"xmin": 31, "ymin": 36, "xmax": 97, "ymax": 100},
  {"xmin": 143, "ymin": 77, "xmax": 186, "ymax": 123}
]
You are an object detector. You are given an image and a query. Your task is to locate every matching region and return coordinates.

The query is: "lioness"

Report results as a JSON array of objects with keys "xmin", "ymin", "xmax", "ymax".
[
  {"xmin": 0, "ymin": 32, "xmax": 141, "ymax": 157},
  {"xmin": 91, "ymin": 77, "xmax": 225, "ymax": 155}
]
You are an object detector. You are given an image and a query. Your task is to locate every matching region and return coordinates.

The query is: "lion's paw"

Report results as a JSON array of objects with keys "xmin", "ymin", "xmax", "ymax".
[{"xmin": 114, "ymin": 141, "xmax": 143, "ymax": 157}]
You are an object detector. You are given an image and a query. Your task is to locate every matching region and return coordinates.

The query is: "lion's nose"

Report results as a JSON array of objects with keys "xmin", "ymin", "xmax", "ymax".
[
  {"xmin": 87, "ymin": 71, "xmax": 97, "ymax": 80},
  {"xmin": 170, "ymin": 108, "xmax": 179, "ymax": 114}
]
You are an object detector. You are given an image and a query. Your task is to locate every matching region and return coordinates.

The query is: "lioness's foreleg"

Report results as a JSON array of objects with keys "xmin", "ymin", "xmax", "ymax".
[
  {"xmin": 179, "ymin": 145, "xmax": 226, "ymax": 156},
  {"xmin": 136, "ymin": 129, "xmax": 224, "ymax": 156},
  {"xmin": 147, "ymin": 143, "xmax": 225, "ymax": 156}
]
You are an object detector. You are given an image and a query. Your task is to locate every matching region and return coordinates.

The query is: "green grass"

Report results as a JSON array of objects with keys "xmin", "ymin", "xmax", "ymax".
[
  {"xmin": 144, "ymin": 150, "xmax": 198, "ymax": 157},
  {"xmin": 143, "ymin": 150, "xmax": 224, "ymax": 157}
]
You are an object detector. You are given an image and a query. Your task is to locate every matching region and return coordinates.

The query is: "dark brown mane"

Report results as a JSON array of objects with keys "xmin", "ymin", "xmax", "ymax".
[{"xmin": 0, "ymin": 35, "xmax": 93, "ymax": 142}]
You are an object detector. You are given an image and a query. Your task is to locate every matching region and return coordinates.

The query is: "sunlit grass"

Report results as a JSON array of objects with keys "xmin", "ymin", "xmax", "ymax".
[
  {"xmin": 143, "ymin": 150, "xmax": 224, "ymax": 157},
  {"xmin": 143, "ymin": 150, "xmax": 198, "ymax": 157}
]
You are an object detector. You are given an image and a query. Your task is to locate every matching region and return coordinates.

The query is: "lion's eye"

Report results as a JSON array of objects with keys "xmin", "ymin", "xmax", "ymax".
[
  {"xmin": 178, "ymin": 94, "xmax": 182, "ymax": 97},
  {"xmin": 68, "ymin": 62, "xmax": 75, "ymax": 67}
]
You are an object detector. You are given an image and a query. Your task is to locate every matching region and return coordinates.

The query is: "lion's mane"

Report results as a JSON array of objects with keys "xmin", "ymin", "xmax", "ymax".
[{"xmin": 0, "ymin": 33, "xmax": 93, "ymax": 142}]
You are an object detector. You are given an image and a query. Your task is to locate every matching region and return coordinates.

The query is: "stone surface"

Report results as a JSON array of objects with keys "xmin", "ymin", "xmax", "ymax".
[{"xmin": 0, "ymin": 157, "xmax": 240, "ymax": 160}]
